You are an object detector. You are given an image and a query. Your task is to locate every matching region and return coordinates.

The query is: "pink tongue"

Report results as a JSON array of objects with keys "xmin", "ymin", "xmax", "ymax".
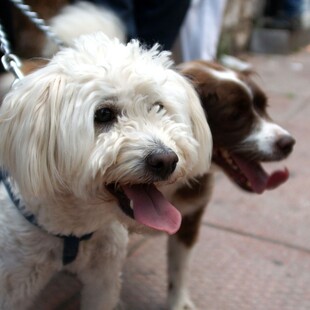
[
  {"xmin": 266, "ymin": 167, "xmax": 289, "ymax": 190},
  {"xmin": 123, "ymin": 184, "xmax": 182, "ymax": 234},
  {"xmin": 233, "ymin": 156, "xmax": 289, "ymax": 194}
]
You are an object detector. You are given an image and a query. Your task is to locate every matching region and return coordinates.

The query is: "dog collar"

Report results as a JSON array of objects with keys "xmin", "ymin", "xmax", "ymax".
[{"xmin": 0, "ymin": 170, "xmax": 93, "ymax": 265}]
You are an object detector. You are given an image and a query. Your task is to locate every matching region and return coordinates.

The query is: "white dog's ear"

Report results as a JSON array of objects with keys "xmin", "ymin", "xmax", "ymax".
[
  {"xmin": 183, "ymin": 79, "xmax": 213, "ymax": 174},
  {"xmin": 0, "ymin": 70, "xmax": 67, "ymax": 199}
]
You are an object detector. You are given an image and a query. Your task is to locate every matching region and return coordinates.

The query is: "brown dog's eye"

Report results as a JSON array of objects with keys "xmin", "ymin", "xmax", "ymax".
[{"xmin": 95, "ymin": 107, "xmax": 116, "ymax": 123}]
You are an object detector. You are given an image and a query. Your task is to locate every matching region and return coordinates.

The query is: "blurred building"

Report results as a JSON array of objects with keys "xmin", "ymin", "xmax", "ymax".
[{"xmin": 218, "ymin": 0, "xmax": 310, "ymax": 55}]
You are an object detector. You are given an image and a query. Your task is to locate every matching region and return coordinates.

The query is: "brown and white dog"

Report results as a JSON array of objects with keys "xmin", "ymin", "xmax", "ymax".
[
  {"xmin": 179, "ymin": 60, "xmax": 295, "ymax": 193},
  {"xmin": 165, "ymin": 60, "xmax": 295, "ymax": 309}
]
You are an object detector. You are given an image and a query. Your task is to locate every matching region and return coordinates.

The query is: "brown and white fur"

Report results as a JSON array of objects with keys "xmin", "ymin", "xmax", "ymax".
[{"xmin": 165, "ymin": 60, "xmax": 295, "ymax": 309}]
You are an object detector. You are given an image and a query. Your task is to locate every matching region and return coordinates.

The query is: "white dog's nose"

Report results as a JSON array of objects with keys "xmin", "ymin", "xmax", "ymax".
[{"xmin": 146, "ymin": 149, "xmax": 179, "ymax": 179}]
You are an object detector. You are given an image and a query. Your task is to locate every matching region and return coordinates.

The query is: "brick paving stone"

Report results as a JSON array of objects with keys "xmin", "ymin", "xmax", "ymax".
[{"xmin": 122, "ymin": 227, "xmax": 310, "ymax": 310}]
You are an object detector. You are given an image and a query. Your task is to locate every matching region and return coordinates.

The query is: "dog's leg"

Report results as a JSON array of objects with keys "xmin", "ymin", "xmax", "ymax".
[
  {"xmin": 167, "ymin": 207, "xmax": 205, "ymax": 310},
  {"xmin": 80, "ymin": 273, "xmax": 123, "ymax": 310},
  {"xmin": 78, "ymin": 225, "xmax": 128, "ymax": 310},
  {"xmin": 167, "ymin": 173, "xmax": 213, "ymax": 310}
]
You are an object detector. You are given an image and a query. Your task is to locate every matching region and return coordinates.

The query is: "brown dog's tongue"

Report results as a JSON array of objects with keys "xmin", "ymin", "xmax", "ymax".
[
  {"xmin": 233, "ymin": 156, "xmax": 289, "ymax": 194},
  {"xmin": 266, "ymin": 168, "xmax": 289, "ymax": 190},
  {"xmin": 123, "ymin": 184, "xmax": 181, "ymax": 234}
]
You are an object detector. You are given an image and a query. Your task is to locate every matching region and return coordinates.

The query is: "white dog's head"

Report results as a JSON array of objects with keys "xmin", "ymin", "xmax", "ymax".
[{"xmin": 0, "ymin": 33, "xmax": 212, "ymax": 235}]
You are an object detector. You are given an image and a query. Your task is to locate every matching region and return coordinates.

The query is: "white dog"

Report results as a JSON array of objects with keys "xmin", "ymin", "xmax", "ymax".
[{"xmin": 0, "ymin": 33, "xmax": 212, "ymax": 309}]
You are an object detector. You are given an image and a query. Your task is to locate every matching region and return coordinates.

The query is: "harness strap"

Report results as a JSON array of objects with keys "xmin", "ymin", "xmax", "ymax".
[
  {"xmin": 0, "ymin": 170, "xmax": 93, "ymax": 265},
  {"xmin": 62, "ymin": 233, "xmax": 93, "ymax": 265}
]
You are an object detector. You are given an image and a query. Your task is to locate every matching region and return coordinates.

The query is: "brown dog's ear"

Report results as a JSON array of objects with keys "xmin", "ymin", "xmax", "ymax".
[
  {"xmin": 197, "ymin": 91, "xmax": 219, "ymax": 119},
  {"xmin": 181, "ymin": 72, "xmax": 197, "ymax": 83},
  {"xmin": 199, "ymin": 91, "xmax": 219, "ymax": 106}
]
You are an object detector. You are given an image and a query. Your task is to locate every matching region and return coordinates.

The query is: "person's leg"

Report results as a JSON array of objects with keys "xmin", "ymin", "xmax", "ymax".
[
  {"xmin": 134, "ymin": 0, "xmax": 191, "ymax": 50},
  {"xmin": 264, "ymin": 0, "xmax": 283, "ymax": 17},
  {"xmin": 88, "ymin": 0, "xmax": 136, "ymax": 40},
  {"xmin": 284, "ymin": 0, "xmax": 302, "ymax": 18},
  {"xmin": 180, "ymin": 0, "xmax": 227, "ymax": 61},
  {"xmin": 263, "ymin": 0, "xmax": 302, "ymax": 30}
]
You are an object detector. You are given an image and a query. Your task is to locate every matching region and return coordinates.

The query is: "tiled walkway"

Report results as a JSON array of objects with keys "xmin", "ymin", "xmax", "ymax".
[{"xmin": 33, "ymin": 48, "xmax": 310, "ymax": 310}]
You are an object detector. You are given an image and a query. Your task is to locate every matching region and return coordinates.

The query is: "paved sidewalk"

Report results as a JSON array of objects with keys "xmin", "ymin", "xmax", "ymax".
[{"xmin": 33, "ymin": 48, "xmax": 310, "ymax": 310}]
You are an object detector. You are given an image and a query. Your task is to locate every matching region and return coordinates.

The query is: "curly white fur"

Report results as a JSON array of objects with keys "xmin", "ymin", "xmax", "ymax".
[
  {"xmin": 43, "ymin": 1, "xmax": 126, "ymax": 57},
  {"xmin": 0, "ymin": 33, "xmax": 212, "ymax": 309}
]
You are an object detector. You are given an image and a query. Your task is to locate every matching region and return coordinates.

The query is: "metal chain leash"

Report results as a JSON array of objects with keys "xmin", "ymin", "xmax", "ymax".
[
  {"xmin": 0, "ymin": 23, "xmax": 10, "ymax": 56},
  {"xmin": 0, "ymin": 0, "xmax": 67, "ymax": 80},
  {"xmin": 9, "ymin": 0, "xmax": 65, "ymax": 48},
  {"xmin": 0, "ymin": 22, "xmax": 23, "ymax": 80}
]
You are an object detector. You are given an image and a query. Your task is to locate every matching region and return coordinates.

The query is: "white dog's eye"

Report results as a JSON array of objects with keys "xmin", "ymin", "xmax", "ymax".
[
  {"xmin": 95, "ymin": 107, "xmax": 116, "ymax": 123},
  {"xmin": 154, "ymin": 102, "xmax": 164, "ymax": 112}
]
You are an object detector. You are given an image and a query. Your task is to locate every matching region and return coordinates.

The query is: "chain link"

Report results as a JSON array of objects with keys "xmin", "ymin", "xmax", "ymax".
[
  {"xmin": 0, "ymin": 23, "xmax": 11, "ymax": 55},
  {"xmin": 0, "ymin": 22, "xmax": 24, "ymax": 80},
  {"xmin": 9, "ymin": 0, "xmax": 65, "ymax": 48}
]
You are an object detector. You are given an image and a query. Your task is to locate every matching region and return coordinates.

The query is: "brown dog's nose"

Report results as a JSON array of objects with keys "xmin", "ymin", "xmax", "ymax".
[
  {"xmin": 146, "ymin": 149, "xmax": 179, "ymax": 179},
  {"xmin": 276, "ymin": 135, "xmax": 296, "ymax": 156}
]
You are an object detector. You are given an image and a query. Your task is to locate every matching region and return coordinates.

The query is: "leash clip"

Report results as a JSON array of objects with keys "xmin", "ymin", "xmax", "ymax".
[{"xmin": 1, "ymin": 53, "xmax": 24, "ymax": 80}]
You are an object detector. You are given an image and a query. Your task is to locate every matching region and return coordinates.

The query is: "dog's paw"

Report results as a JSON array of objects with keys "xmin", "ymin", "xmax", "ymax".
[
  {"xmin": 168, "ymin": 292, "xmax": 196, "ymax": 310},
  {"xmin": 171, "ymin": 300, "xmax": 196, "ymax": 310}
]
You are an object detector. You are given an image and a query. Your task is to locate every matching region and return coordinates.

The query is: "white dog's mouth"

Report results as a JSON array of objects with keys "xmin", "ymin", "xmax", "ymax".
[{"xmin": 107, "ymin": 183, "xmax": 181, "ymax": 234}]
